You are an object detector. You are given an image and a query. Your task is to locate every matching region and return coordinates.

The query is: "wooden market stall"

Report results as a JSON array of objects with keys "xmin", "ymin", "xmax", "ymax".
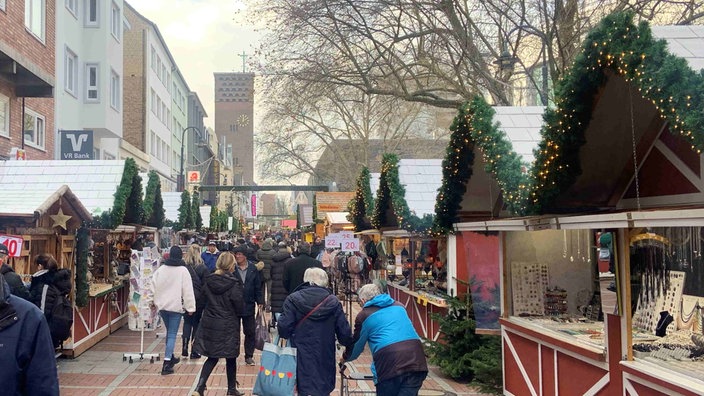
[
  {"xmin": 0, "ymin": 159, "xmax": 163, "ymax": 357},
  {"xmin": 0, "ymin": 185, "xmax": 93, "ymax": 356},
  {"xmin": 451, "ymin": 14, "xmax": 704, "ymax": 396}
]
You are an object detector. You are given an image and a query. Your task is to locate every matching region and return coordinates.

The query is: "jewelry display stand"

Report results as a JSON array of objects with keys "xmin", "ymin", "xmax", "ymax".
[
  {"xmin": 511, "ymin": 262, "xmax": 549, "ymax": 316},
  {"xmin": 633, "ymin": 271, "xmax": 685, "ymax": 334}
]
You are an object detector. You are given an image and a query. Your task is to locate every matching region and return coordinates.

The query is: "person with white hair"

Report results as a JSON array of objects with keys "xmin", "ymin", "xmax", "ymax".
[
  {"xmin": 343, "ymin": 283, "xmax": 428, "ymax": 395},
  {"xmin": 277, "ymin": 267, "xmax": 354, "ymax": 396}
]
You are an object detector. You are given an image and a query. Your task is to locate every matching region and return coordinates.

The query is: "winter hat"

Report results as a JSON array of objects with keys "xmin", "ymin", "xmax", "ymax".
[
  {"xmin": 169, "ymin": 246, "xmax": 183, "ymax": 260},
  {"xmin": 278, "ymin": 241, "xmax": 287, "ymax": 248},
  {"xmin": 0, "ymin": 243, "xmax": 8, "ymax": 255}
]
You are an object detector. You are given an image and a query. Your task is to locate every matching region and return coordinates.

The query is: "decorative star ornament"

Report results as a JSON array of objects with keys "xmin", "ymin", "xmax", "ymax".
[{"xmin": 50, "ymin": 208, "xmax": 72, "ymax": 230}]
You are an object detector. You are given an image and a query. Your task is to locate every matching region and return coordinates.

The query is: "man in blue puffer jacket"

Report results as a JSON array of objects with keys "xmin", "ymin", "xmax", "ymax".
[
  {"xmin": 0, "ymin": 277, "xmax": 59, "ymax": 395},
  {"xmin": 342, "ymin": 283, "xmax": 428, "ymax": 396}
]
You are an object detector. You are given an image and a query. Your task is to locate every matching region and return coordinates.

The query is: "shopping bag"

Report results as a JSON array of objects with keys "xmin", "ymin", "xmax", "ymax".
[
  {"xmin": 254, "ymin": 310, "xmax": 270, "ymax": 351},
  {"xmin": 252, "ymin": 337, "xmax": 297, "ymax": 396}
]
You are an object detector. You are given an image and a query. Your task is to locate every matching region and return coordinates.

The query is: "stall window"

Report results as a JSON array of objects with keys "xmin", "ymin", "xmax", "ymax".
[
  {"xmin": 505, "ymin": 229, "xmax": 605, "ymax": 347},
  {"xmin": 630, "ymin": 226, "xmax": 704, "ymax": 380}
]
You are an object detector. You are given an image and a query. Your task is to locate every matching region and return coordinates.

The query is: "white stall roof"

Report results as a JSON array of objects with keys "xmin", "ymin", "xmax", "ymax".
[
  {"xmin": 0, "ymin": 160, "xmax": 125, "ymax": 215},
  {"xmin": 326, "ymin": 211, "xmax": 351, "ymax": 225},
  {"xmin": 0, "ymin": 184, "xmax": 91, "ymax": 220},
  {"xmin": 370, "ymin": 159, "xmax": 442, "ymax": 217},
  {"xmin": 493, "ymin": 106, "xmax": 545, "ymax": 166},
  {"xmin": 652, "ymin": 25, "xmax": 704, "ymax": 72}
]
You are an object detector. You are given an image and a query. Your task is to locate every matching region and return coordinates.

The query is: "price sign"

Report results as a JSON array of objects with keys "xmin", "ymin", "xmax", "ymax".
[
  {"xmin": 325, "ymin": 234, "xmax": 341, "ymax": 248},
  {"xmin": 0, "ymin": 235, "xmax": 24, "ymax": 257},
  {"xmin": 341, "ymin": 238, "xmax": 360, "ymax": 252},
  {"xmin": 339, "ymin": 231, "xmax": 354, "ymax": 239}
]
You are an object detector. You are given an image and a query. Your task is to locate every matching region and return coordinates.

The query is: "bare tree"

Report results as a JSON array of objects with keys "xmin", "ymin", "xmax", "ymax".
[{"xmin": 255, "ymin": 77, "xmax": 448, "ymax": 189}]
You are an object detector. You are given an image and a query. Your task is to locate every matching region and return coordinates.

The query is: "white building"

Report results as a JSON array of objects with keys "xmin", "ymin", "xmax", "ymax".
[{"xmin": 55, "ymin": 0, "xmax": 129, "ymax": 160}]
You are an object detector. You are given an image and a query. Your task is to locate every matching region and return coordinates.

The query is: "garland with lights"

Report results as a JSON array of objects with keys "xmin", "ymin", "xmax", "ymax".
[
  {"xmin": 372, "ymin": 154, "xmax": 434, "ymax": 234},
  {"xmin": 432, "ymin": 96, "xmax": 532, "ymax": 234},
  {"xmin": 528, "ymin": 11, "xmax": 704, "ymax": 213},
  {"xmin": 347, "ymin": 167, "xmax": 374, "ymax": 231},
  {"xmin": 75, "ymin": 226, "xmax": 90, "ymax": 308}
]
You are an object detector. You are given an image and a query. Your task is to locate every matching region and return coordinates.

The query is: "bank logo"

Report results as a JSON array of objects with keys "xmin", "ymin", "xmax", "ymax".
[{"xmin": 60, "ymin": 130, "xmax": 94, "ymax": 160}]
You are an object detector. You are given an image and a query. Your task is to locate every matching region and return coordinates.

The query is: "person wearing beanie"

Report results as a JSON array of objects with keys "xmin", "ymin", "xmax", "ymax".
[
  {"xmin": 283, "ymin": 242, "xmax": 324, "ymax": 294},
  {"xmin": 151, "ymin": 246, "xmax": 196, "ymax": 375},
  {"xmin": 201, "ymin": 241, "xmax": 220, "ymax": 273}
]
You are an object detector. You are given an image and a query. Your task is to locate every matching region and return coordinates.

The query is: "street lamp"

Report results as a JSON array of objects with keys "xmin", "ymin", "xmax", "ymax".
[
  {"xmin": 497, "ymin": 25, "xmax": 549, "ymax": 106},
  {"xmin": 178, "ymin": 126, "xmax": 202, "ymax": 192}
]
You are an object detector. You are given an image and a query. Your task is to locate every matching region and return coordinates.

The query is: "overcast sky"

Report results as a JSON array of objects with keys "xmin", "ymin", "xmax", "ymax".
[{"xmin": 129, "ymin": 0, "xmax": 261, "ymax": 129}]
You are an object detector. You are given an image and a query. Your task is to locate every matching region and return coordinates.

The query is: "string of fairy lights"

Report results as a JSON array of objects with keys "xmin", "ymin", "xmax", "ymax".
[
  {"xmin": 351, "ymin": 11, "xmax": 704, "ymax": 234},
  {"xmin": 347, "ymin": 167, "xmax": 374, "ymax": 232}
]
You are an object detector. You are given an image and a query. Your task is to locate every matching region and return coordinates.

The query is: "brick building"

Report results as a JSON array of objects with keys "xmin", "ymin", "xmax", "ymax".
[
  {"xmin": 0, "ymin": 0, "xmax": 56, "ymax": 160},
  {"xmin": 214, "ymin": 72, "xmax": 254, "ymax": 185}
]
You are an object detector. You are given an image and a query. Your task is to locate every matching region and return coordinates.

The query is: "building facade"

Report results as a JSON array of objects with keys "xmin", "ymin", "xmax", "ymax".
[
  {"xmin": 213, "ymin": 72, "xmax": 254, "ymax": 186},
  {"xmin": 0, "ymin": 0, "xmax": 56, "ymax": 160},
  {"xmin": 55, "ymin": 0, "xmax": 127, "ymax": 161}
]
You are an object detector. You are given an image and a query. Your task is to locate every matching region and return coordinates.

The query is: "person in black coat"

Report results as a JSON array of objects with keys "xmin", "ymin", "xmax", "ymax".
[
  {"xmin": 182, "ymin": 243, "xmax": 209, "ymax": 359},
  {"xmin": 256, "ymin": 239, "xmax": 276, "ymax": 308},
  {"xmin": 278, "ymin": 268, "xmax": 354, "ymax": 396},
  {"xmin": 283, "ymin": 242, "xmax": 324, "ymax": 294},
  {"xmin": 29, "ymin": 254, "xmax": 71, "ymax": 315},
  {"xmin": 192, "ymin": 252, "xmax": 245, "ymax": 396},
  {"xmin": 270, "ymin": 242, "xmax": 292, "ymax": 326},
  {"xmin": 232, "ymin": 244, "xmax": 263, "ymax": 366}
]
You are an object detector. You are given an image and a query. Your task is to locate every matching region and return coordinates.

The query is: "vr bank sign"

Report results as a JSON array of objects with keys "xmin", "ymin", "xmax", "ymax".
[{"xmin": 60, "ymin": 130, "xmax": 94, "ymax": 160}]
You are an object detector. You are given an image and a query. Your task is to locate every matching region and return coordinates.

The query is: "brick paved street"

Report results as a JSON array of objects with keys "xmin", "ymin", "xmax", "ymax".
[{"xmin": 58, "ymin": 313, "xmax": 490, "ymax": 395}]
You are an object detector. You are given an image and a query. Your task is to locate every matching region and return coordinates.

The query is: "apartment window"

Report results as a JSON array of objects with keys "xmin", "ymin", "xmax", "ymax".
[
  {"xmin": 103, "ymin": 152, "xmax": 115, "ymax": 160},
  {"xmin": 64, "ymin": 47, "xmax": 78, "ymax": 96},
  {"xmin": 161, "ymin": 65, "xmax": 166, "ymax": 85},
  {"xmin": 110, "ymin": 70, "xmax": 120, "ymax": 110},
  {"xmin": 156, "ymin": 97, "xmax": 162, "ymax": 120},
  {"xmin": 93, "ymin": 147, "xmax": 100, "ymax": 159},
  {"xmin": 25, "ymin": 0, "xmax": 46, "ymax": 41},
  {"xmin": 166, "ymin": 110, "xmax": 171, "ymax": 130},
  {"xmin": 85, "ymin": 0, "xmax": 98, "ymax": 26},
  {"xmin": 157, "ymin": 137, "xmax": 162, "ymax": 160},
  {"xmin": 0, "ymin": 93, "xmax": 9, "ymax": 137},
  {"xmin": 151, "ymin": 90, "xmax": 156, "ymax": 114},
  {"xmin": 151, "ymin": 47, "xmax": 156, "ymax": 71},
  {"xmin": 161, "ymin": 103, "xmax": 166, "ymax": 123},
  {"xmin": 156, "ymin": 58, "xmax": 162, "ymax": 80},
  {"xmin": 0, "ymin": 0, "xmax": 6, "ymax": 12},
  {"xmin": 85, "ymin": 63, "xmax": 99, "ymax": 101},
  {"xmin": 110, "ymin": 2, "xmax": 120, "ymax": 40},
  {"xmin": 65, "ymin": 0, "xmax": 77, "ymax": 16},
  {"xmin": 150, "ymin": 131, "xmax": 156, "ymax": 156},
  {"xmin": 23, "ymin": 109, "xmax": 45, "ymax": 149}
]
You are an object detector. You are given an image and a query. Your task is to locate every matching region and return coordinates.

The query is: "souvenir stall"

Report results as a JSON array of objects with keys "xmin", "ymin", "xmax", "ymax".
[
  {"xmin": 0, "ymin": 159, "xmax": 165, "ymax": 357},
  {"xmin": 453, "ymin": 14, "xmax": 704, "ymax": 396},
  {"xmin": 0, "ymin": 185, "xmax": 92, "ymax": 356}
]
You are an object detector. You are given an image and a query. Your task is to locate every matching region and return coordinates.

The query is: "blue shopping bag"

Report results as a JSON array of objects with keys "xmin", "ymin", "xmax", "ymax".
[{"xmin": 252, "ymin": 337, "xmax": 297, "ymax": 396}]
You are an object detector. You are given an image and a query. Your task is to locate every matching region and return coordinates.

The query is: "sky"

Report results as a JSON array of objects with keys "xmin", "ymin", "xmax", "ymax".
[{"xmin": 128, "ymin": 0, "xmax": 261, "ymax": 129}]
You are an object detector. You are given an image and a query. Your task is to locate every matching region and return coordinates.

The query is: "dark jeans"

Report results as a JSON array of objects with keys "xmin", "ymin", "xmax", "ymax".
[
  {"xmin": 238, "ymin": 314, "xmax": 256, "ymax": 358},
  {"xmin": 182, "ymin": 307, "xmax": 203, "ymax": 344},
  {"xmin": 375, "ymin": 371, "xmax": 428, "ymax": 396},
  {"xmin": 199, "ymin": 356, "xmax": 237, "ymax": 389}
]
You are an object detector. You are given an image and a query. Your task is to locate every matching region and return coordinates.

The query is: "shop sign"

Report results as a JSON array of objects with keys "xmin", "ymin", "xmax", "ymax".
[
  {"xmin": 60, "ymin": 130, "xmax": 94, "ymax": 160},
  {"xmin": 187, "ymin": 171, "xmax": 200, "ymax": 183},
  {"xmin": 0, "ymin": 234, "xmax": 23, "ymax": 257}
]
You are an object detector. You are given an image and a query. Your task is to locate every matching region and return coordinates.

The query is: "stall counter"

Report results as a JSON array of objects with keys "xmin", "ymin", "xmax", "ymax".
[{"xmin": 388, "ymin": 283, "xmax": 448, "ymax": 340}]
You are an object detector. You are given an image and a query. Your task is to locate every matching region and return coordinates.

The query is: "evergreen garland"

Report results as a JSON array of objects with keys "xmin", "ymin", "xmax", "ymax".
[
  {"xmin": 528, "ymin": 11, "xmax": 704, "ymax": 213},
  {"xmin": 192, "ymin": 191, "xmax": 203, "ymax": 231},
  {"xmin": 347, "ymin": 167, "xmax": 374, "ymax": 231},
  {"xmin": 150, "ymin": 182, "xmax": 165, "ymax": 228},
  {"xmin": 432, "ymin": 103, "xmax": 476, "ymax": 235},
  {"xmin": 312, "ymin": 193, "xmax": 318, "ymax": 221},
  {"xmin": 372, "ymin": 154, "xmax": 434, "ymax": 233},
  {"xmin": 210, "ymin": 205, "xmax": 219, "ymax": 232},
  {"xmin": 123, "ymin": 172, "xmax": 144, "ymax": 224},
  {"xmin": 75, "ymin": 226, "xmax": 90, "ymax": 308},
  {"xmin": 111, "ymin": 158, "xmax": 138, "ymax": 228}
]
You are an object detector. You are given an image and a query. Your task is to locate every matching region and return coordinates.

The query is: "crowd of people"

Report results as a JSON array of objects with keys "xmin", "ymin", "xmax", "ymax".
[{"xmin": 0, "ymin": 229, "xmax": 431, "ymax": 396}]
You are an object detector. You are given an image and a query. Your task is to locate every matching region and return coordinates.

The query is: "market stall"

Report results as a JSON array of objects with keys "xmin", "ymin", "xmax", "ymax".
[
  {"xmin": 0, "ymin": 185, "xmax": 92, "ymax": 356},
  {"xmin": 452, "ymin": 14, "xmax": 704, "ymax": 396},
  {"xmin": 0, "ymin": 159, "xmax": 165, "ymax": 357}
]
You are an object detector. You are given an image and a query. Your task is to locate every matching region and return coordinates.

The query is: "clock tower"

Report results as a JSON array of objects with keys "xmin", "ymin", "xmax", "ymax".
[{"xmin": 214, "ymin": 72, "xmax": 255, "ymax": 185}]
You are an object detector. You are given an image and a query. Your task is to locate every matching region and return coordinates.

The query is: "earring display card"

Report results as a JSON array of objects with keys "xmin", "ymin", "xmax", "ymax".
[
  {"xmin": 511, "ymin": 262, "xmax": 549, "ymax": 316},
  {"xmin": 633, "ymin": 271, "xmax": 685, "ymax": 334}
]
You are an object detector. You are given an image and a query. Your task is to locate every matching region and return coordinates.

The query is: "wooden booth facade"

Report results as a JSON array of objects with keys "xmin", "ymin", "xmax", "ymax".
[{"xmin": 451, "ymin": 16, "xmax": 704, "ymax": 396}]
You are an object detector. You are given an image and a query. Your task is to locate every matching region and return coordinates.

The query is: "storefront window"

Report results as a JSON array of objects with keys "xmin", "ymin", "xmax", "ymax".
[
  {"xmin": 630, "ymin": 226, "xmax": 704, "ymax": 380},
  {"xmin": 505, "ymin": 229, "xmax": 605, "ymax": 348}
]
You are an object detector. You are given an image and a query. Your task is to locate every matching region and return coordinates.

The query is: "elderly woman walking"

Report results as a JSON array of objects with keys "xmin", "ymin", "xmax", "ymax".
[
  {"xmin": 278, "ymin": 267, "xmax": 354, "ymax": 396},
  {"xmin": 191, "ymin": 252, "xmax": 245, "ymax": 396}
]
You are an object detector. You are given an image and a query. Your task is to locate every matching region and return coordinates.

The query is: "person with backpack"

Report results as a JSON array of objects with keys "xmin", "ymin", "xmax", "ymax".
[
  {"xmin": 191, "ymin": 252, "xmax": 245, "ymax": 396},
  {"xmin": 182, "ymin": 243, "xmax": 208, "ymax": 359},
  {"xmin": 29, "ymin": 253, "xmax": 73, "ymax": 348},
  {"xmin": 151, "ymin": 246, "xmax": 196, "ymax": 375}
]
